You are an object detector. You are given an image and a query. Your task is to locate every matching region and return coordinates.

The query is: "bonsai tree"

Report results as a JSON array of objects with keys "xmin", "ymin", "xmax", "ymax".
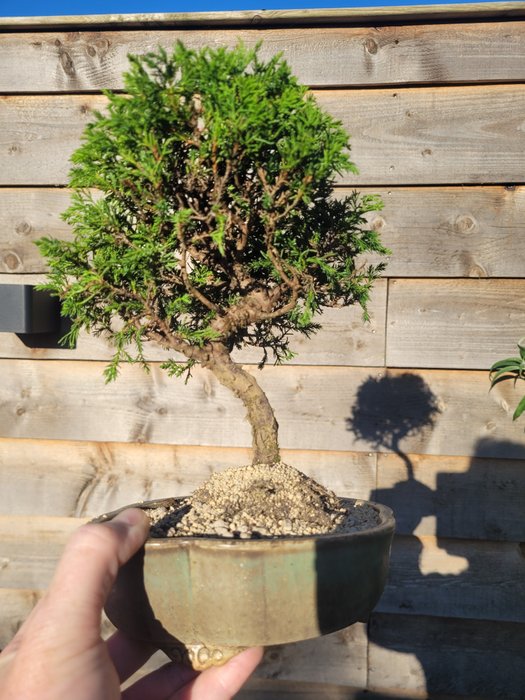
[
  {"xmin": 490, "ymin": 337, "xmax": 525, "ymax": 421},
  {"xmin": 37, "ymin": 42, "xmax": 388, "ymax": 467}
]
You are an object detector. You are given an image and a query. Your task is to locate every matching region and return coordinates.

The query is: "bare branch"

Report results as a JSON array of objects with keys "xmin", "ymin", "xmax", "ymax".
[{"xmin": 176, "ymin": 221, "xmax": 220, "ymax": 313}]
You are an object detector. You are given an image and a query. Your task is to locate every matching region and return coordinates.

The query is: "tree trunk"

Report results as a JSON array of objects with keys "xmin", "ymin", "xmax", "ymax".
[{"xmin": 204, "ymin": 344, "xmax": 280, "ymax": 465}]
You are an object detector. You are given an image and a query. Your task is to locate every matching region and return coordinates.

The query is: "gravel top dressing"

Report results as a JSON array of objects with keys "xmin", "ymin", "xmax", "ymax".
[{"xmin": 148, "ymin": 462, "xmax": 380, "ymax": 539}]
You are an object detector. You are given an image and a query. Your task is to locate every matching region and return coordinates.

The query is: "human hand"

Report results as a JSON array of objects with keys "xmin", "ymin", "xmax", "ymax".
[{"xmin": 0, "ymin": 508, "xmax": 262, "ymax": 699}]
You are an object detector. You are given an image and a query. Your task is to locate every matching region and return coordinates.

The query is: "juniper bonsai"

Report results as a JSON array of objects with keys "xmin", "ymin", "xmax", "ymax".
[{"xmin": 37, "ymin": 42, "xmax": 388, "ymax": 466}]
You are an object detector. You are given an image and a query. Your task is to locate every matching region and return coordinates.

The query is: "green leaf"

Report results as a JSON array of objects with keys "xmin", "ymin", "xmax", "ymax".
[
  {"xmin": 490, "ymin": 366, "xmax": 520, "ymax": 387},
  {"xmin": 489, "ymin": 357, "xmax": 521, "ymax": 372},
  {"xmin": 512, "ymin": 394, "xmax": 525, "ymax": 420}
]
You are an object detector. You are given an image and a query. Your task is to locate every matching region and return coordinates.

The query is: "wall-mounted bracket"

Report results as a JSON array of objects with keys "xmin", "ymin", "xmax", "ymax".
[{"xmin": 0, "ymin": 284, "xmax": 61, "ymax": 334}]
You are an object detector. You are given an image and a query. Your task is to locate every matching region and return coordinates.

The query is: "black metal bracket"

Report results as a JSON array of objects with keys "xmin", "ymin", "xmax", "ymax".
[{"xmin": 0, "ymin": 284, "xmax": 61, "ymax": 334}]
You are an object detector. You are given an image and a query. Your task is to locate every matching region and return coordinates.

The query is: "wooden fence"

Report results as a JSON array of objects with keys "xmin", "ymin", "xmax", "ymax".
[{"xmin": 1, "ymin": 3, "xmax": 524, "ymax": 697}]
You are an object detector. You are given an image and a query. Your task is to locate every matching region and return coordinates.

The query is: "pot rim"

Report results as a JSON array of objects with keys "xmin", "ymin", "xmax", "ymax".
[{"xmin": 93, "ymin": 496, "xmax": 395, "ymax": 546}]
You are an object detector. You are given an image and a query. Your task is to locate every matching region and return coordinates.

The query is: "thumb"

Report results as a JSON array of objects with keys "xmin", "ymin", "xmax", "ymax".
[{"xmin": 47, "ymin": 508, "xmax": 150, "ymax": 637}]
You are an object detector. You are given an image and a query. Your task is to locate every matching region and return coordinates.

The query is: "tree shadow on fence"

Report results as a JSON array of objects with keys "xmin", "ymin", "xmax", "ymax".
[{"xmin": 346, "ymin": 373, "xmax": 525, "ymax": 699}]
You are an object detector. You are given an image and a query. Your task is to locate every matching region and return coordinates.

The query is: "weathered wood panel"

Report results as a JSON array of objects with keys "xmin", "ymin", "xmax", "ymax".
[
  {"xmin": 370, "ymin": 185, "xmax": 525, "ymax": 278},
  {"xmin": 378, "ymin": 535, "xmax": 525, "ymax": 622},
  {"xmin": 2, "ymin": 3, "xmax": 525, "ymax": 31},
  {"xmin": 3, "ymin": 186, "xmax": 524, "ymax": 278},
  {"xmin": 0, "ymin": 280, "xmax": 387, "ymax": 367},
  {"xmin": 330, "ymin": 84, "xmax": 525, "ymax": 186},
  {"xmin": 0, "ymin": 439, "xmax": 376, "ymax": 517},
  {"xmin": 1, "ymin": 362, "xmax": 525, "ymax": 457},
  {"xmin": 0, "ymin": 188, "xmax": 72, "ymax": 274},
  {"xmin": 255, "ymin": 626, "xmax": 367, "ymax": 689},
  {"xmin": 0, "ymin": 588, "xmax": 43, "ymax": 650},
  {"xmin": 386, "ymin": 279, "xmax": 525, "ymax": 369},
  {"xmin": 0, "ymin": 516, "xmax": 85, "ymax": 589},
  {"xmin": 7, "ymin": 274, "xmax": 478, "ymax": 370},
  {"xmin": 0, "ymin": 94, "xmax": 106, "ymax": 186},
  {"xmin": 2, "ymin": 22, "xmax": 525, "ymax": 93},
  {"xmin": 368, "ymin": 613, "xmax": 525, "ymax": 699},
  {"xmin": 2, "ymin": 438, "xmax": 523, "ymax": 541},
  {"xmin": 376, "ymin": 452, "xmax": 525, "ymax": 542},
  {"xmin": 2, "ymin": 86, "xmax": 524, "ymax": 186}
]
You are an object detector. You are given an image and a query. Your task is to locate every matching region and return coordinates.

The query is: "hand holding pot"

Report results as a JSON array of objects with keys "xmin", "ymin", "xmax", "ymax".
[{"xmin": 0, "ymin": 508, "xmax": 262, "ymax": 700}]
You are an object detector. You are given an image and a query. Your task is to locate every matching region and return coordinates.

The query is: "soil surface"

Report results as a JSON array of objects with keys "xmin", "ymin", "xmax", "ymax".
[{"xmin": 148, "ymin": 462, "xmax": 380, "ymax": 539}]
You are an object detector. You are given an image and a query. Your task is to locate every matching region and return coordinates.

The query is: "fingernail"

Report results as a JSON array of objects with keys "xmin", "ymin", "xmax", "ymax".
[{"xmin": 113, "ymin": 507, "xmax": 150, "ymax": 530}]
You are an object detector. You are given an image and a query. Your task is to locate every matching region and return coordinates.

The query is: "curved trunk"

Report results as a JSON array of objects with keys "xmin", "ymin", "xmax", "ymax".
[{"xmin": 204, "ymin": 345, "xmax": 280, "ymax": 465}]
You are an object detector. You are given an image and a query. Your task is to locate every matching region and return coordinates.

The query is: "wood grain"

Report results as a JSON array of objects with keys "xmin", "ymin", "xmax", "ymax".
[
  {"xmin": 0, "ymin": 588, "xmax": 43, "ymax": 649},
  {"xmin": 368, "ymin": 185, "xmax": 525, "ymax": 278},
  {"xmin": 0, "ymin": 516, "xmax": 85, "ymax": 589},
  {"xmin": 1, "ymin": 14, "xmax": 524, "ymax": 700},
  {"xmin": 2, "ymin": 438, "xmax": 523, "ymax": 541},
  {"xmin": 2, "ymin": 86, "xmax": 524, "ymax": 186},
  {"xmin": 0, "ymin": 439, "xmax": 376, "ymax": 517},
  {"xmin": 368, "ymin": 613, "xmax": 525, "ymax": 699},
  {"xmin": 386, "ymin": 279, "xmax": 525, "ymax": 369},
  {"xmin": 255, "ymin": 625, "xmax": 367, "ymax": 689},
  {"xmin": 9, "ymin": 276, "xmax": 524, "ymax": 371},
  {"xmin": 0, "ymin": 188, "xmax": 72, "ymax": 274},
  {"xmin": 1, "ymin": 362, "xmax": 525, "ymax": 458},
  {"xmin": 2, "ymin": 22, "xmax": 525, "ymax": 93},
  {"xmin": 0, "ymin": 281, "xmax": 387, "ymax": 367},
  {"xmin": 2, "ymin": 186, "xmax": 524, "ymax": 278},
  {"xmin": 1, "ymin": 3, "xmax": 524, "ymax": 30}
]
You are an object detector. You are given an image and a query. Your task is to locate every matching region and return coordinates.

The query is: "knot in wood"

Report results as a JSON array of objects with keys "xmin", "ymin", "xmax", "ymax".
[{"xmin": 364, "ymin": 38, "xmax": 379, "ymax": 55}]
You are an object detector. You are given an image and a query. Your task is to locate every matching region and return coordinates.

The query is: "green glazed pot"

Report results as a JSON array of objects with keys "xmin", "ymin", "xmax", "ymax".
[{"xmin": 96, "ymin": 497, "xmax": 394, "ymax": 670}]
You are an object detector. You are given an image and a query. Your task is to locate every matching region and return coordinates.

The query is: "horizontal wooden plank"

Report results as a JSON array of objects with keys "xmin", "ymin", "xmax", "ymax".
[
  {"xmin": 1, "ymin": 3, "xmax": 524, "ymax": 31},
  {"xmin": 255, "ymin": 625, "xmax": 367, "ymax": 689},
  {"xmin": 2, "ymin": 85, "xmax": 524, "ymax": 186},
  {"xmin": 2, "ymin": 22, "xmax": 525, "ymax": 93},
  {"xmin": 0, "ymin": 188, "xmax": 72, "ymax": 274},
  {"xmin": 0, "ymin": 439, "xmax": 376, "ymax": 517},
  {"xmin": 2, "ymin": 185, "xmax": 524, "ymax": 278},
  {"xmin": 368, "ymin": 613, "xmax": 525, "ymax": 699},
  {"xmin": 376, "ymin": 452, "xmax": 525, "ymax": 541},
  {"xmin": 1, "ymin": 362, "xmax": 525, "ymax": 458},
  {"xmin": 0, "ymin": 94, "xmax": 106, "ymax": 186},
  {"xmin": 386, "ymin": 279, "xmax": 525, "ymax": 369},
  {"xmin": 0, "ymin": 281, "xmax": 386, "ymax": 367},
  {"xmin": 378, "ymin": 535, "xmax": 525, "ymax": 622},
  {"xmin": 2, "ymin": 437, "xmax": 522, "ymax": 542},
  {"xmin": 371, "ymin": 185, "xmax": 525, "ymax": 278},
  {"xmin": 0, "ymin": 516, "xmax": 85, "ymax": 589},
  {"xmin": 330, "ymin": 84, "xmax": 525, "ymax": 186}
]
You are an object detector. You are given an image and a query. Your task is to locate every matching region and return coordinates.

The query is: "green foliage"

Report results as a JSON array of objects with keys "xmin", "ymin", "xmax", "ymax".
[
  {"xmin": 490, "ymin": 338, "xmax": 525, "ymax": 420},
  {"xmin": 37, "ymin": 42, "xmax": 388, "ymax": 382}
]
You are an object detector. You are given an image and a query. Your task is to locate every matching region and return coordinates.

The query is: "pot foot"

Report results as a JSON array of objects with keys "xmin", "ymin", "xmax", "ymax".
[{"xmin": 161, "ymin": 640, "xmax": 248, "ymax": 670}]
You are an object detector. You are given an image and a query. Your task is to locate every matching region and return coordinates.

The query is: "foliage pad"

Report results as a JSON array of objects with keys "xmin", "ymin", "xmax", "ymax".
[{"xmin": 37, "ymin": 42, "xmax": 387, "ymax": 386}]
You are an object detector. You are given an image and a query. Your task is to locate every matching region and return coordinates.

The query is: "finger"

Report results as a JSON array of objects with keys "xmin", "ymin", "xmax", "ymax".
[
  {"xmin": 122, "ymin": 661, "xmax": 198, "ymax": 700},
  {"xmin": 46, "ymin": 508, "xmax": 150, "ymax": 641},
  {"xmin": 106, "ymin": 630, "xmax": 157, "ymax": 682},
  {"xmin": 173, "ymin": 647, "xmax": 263, "ymax": 700}
]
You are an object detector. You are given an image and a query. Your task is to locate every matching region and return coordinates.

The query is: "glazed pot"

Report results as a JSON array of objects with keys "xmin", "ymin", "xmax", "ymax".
[{"xmin": 96, "ymin": 497, "xmax": 394, "ymax": 670}]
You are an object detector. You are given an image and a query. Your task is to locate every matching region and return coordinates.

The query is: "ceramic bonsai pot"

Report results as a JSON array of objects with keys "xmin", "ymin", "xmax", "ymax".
[{"xmin": 96, "ymin": 497, "xmax": 394, "ymax": 670}]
